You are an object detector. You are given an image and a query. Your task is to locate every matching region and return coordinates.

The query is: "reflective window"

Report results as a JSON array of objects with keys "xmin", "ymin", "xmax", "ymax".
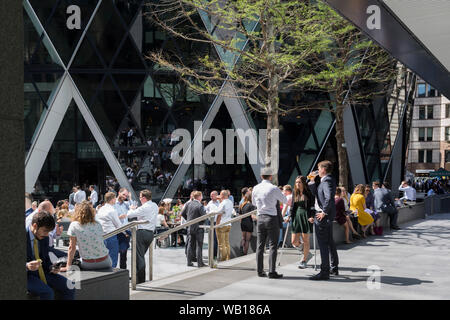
[
  {"xmin": 418, "ymin": 106, "xmax": 425, "ymax": 120},
  {"xmin": 427, "ymin": 128, "xmax": 433, "ymax": 142},
  {"xmin": 426, "ymin": 150, "xmax": 433, "ymax": 163},
  {"xmin": 445, "ymin": 127, "xmax": 450, "ymax": 142},
  {"xmin": 417, "ymin": 84, "xmax": 426, "ymax": 97},
  {"xmin": 427, "ymin": 105, "xmax": 433, "ymax": 119},
  {"xmin": 418, "ymin": 128, "xmax": 425, "ymax": 142},
  {"xmin": 418, "ymin": 150, "xmax": 424, "ymax": 163}
]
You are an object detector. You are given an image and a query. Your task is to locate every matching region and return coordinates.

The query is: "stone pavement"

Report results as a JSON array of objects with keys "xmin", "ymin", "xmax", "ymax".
[{"xmin": 130, "ymin": 213, "xmax": 450, "ymax": 300}]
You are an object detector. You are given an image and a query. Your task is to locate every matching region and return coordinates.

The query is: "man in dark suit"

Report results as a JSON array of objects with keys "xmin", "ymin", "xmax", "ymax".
[
  {"xmin": 182, "ymin": 191, "xmax": 207, "ymax": 267},
  {"xmin": 308, "ymin": 160, "xmax": 339, "ymax": 280},
  {"xmin": 26, "ymin": 211, "xmax": 75, "ymax": 300},
  {"xmin": 373, "ymin": 181, "xmax": 400, "ymax": 230}
]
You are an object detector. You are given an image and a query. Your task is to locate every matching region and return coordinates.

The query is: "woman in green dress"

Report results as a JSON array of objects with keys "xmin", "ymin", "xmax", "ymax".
[{"xmin": 286, "ymin": 176, "xmax": 314, "ymax": 269}]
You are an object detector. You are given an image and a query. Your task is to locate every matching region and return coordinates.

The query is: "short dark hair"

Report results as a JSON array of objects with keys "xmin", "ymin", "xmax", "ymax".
[
  {"xmin": 318, "ymin": 160, "xmax": 333, "ymax": 174},
  {"xmin": 89, "ymin": 185, "xmax": 95, "ymax": 189},
  {"xmin": 373, "ymin": 181, "xmax": 381, "ymax": 188},
  {"xmin": 31, "ymin": 211, "xmax": 55, "ymax": 231},
  {"xmin": 336, "ymin": 187, "xmax": 342, "ymax": 195},
  {"xmin": 261, "ymin": 175, "xmax": 272, "ymax": 180},
  {"xmin": 241, "ymin": 187, "xmax": 249, "ymax": 197}
]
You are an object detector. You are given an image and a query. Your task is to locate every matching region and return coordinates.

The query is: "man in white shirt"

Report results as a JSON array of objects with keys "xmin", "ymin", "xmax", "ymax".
[
  {"xmin": 88, "ymin": 185, "xmax": 98, "ymax": 207},
  {"xmin": 126, "ymin": 189, "xmax": 158, "ymax": 284},
  {"xmin": 73, "ymin": 185, "xmax": 86, "ymax": 204},
  {"xmin": 115, "ymin": 188, "xmax": 131, "ymax": 269},
  {"xmin": 252, "ymin": 169, "xmax": 287, "ymax": 279},
  {"xmin": 96, "ymin": 192, "xmax": 122, "ymax": 268},
  {"xmin": 398, "ymin": 181, "xmax": 416, "ymax": 202},
  {"xmin": 216, "ymin": 190, "xmax": 234, "ymax": 261}
]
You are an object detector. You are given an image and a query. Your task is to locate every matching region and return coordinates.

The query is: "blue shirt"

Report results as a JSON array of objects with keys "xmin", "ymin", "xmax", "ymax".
[{"xmin": 114, "ymin": 200, "xmax": 130, "ymax": 225}]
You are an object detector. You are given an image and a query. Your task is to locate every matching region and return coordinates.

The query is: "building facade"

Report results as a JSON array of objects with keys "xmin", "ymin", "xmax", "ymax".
[
  {"xmin": 407, "ymin": 78, "xmax": 450, "ymax": 175},
  {"xmin": 24, "ymin": 0, "xmax": 413, "ymax": 204}
]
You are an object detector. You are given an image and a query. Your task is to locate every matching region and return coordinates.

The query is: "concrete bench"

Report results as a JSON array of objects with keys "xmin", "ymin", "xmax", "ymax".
[{"xmin": 28, "ymin": 268, "xmax": 129, "ymax": 300}]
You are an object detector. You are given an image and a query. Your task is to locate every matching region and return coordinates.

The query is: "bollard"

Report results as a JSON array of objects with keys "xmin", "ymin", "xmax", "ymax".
[
  {"xmin": 131, "ymin": 227, "xmax": 137, "ymax": 290},
  {"xmin": 149, "ymin": 239, "xmax": 154, "ymax": 281},
  {"xmin": 208, "ymin": 216, "xmax": 215, "ymax": 268}
]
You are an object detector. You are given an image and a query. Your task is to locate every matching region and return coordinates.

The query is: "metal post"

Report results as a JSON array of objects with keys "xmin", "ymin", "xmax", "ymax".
[
  {"xmin": 149, "ymin": 239, "xmax": 154, "ymax": 281},
  {"xmin": 208, "ymin": 216, "xmax": 215, "ymax": 268},
  {"xmin": 131, "ymin": 227, "xmax": 137, "ymax": 290}
]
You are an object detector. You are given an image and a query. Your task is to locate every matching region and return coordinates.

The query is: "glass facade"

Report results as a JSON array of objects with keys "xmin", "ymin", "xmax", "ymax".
[{"xmin": 24, "ymin": 1, "xmax": 404, "ymax": 203}]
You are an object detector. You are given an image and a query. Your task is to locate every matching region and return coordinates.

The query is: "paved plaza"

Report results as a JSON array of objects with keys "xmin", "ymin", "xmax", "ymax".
[{"xmin": 130, "ymin": 213, "xmax": 450, "ymax": 300}]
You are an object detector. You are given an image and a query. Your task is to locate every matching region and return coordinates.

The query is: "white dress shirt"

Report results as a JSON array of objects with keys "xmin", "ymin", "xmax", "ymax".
[
  {"xmin": 205, "ymin": 199, "xmax": 220, "ymax": 222},
  {"xmin": 251, "ymin": 179, "xmax": 287, "ymax": 216},
  {"xmin": 74, "ymin": 190, "xmax": 87, "ymax": 204},
  {"xmin": 90, "ymin": 190, "xmax": 98, "ymax": 206},
  {"xmin": 95, "ymin": 203, "xmax": 122, "ymax": 234},
  {"xmin": 216, "ymin": 199, "xmax": 234, "ymax": 226},
  {"xmin": 127, "ymin": 201, "xmax": 158, "ymax": 231},
  {"xmin": 398, "ymin": 185, "xmax": 416, "ymax": 201}
]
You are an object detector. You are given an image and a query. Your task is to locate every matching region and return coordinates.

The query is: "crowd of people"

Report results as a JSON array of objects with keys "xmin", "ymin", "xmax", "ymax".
[
  {"xmin": 412, "ymin": 178, "xmax": 450, "ymax": 195},
  {"xmin": 27, "ymin": 158, "xmax": 443, "ymax": 299}
]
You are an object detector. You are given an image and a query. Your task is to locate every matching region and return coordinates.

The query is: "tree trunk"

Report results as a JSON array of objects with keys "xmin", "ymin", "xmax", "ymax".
[
  {"xmin": 265, "ymin": 109, "xmax": 279, "ymax": 185},
  {"xmin": 335, "ymin": 104, "xmax": 348, "ymax": 189}
]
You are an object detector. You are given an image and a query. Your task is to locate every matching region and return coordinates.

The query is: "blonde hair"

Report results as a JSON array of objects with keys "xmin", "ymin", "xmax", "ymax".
[
  {"xmin": 105, "ymin": 192, "xmax": 116, "ymax": 203},
  {"xmin": 73, "ymin": 201, "xmax": 96, "ymax": 225},
  {"xmin": 57, "ymin": 209, "xmax": 69, "ymax": 221},
  {"xmin": 353, "ymin": 184, "xmax": 365, "ymax": 194}
]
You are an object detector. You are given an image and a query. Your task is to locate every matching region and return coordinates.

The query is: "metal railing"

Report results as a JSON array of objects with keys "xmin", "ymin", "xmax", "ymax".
[
  {"xmin": 103, "ymin": 220, "xmax": 149, "ymax": 290},
  {"xmin": 148, "ymin": 209, "xmax": 257, "ymax": 282}
]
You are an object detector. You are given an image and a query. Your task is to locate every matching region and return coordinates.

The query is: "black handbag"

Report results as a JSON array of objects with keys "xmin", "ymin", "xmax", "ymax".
[
  {"xmin": 381, "ymin": 203, "xmax": 397, "ymax": 214},
  {"xmin": 51, "ymin": 251, "xmax": 81, "ymax": 270}
]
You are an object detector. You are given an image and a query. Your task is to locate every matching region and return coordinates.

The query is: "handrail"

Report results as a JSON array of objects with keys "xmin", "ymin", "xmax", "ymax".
[
  {"xmin": 102, "ymin": 220, "xmax": 148, "ymax": 290},
  {"xmin": 154, "ymin": 210, "xmax": 221, "ymax": 240},
  {"xmin": 103, "ymin": 220, "xmax": 149, "ymax": 240},
  {"xmin": 213, "ymin": 210, "xmax": 257, "ymax": 229}
]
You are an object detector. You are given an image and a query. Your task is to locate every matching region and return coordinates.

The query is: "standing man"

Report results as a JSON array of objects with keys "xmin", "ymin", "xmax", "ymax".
[
  {"xmin": 96, "ymin": 192, "xmax": 122, "ymax": 268},
  {"xmin": 127, "ymin": 189, "xmax": 158, "ymax": 284},
  {"xmin": 182, "ymin": 191, "xmax": 207, "ymax": 267},
  {"xmin": 252, "ymin": 169, "xmax": 288, "ymax": 279},
  {"xmin": 115, "ymin": 188, "xmax": 131, "ymax": 269},
  {"xmin": 88, "ymin": 185, "xmax": 98, "ymax": 208},
  {"xmin": 205, "ymin": 190, "xmax": 220, "ymax": 259},
  {"xmin": 26, "ymin": 211, "xmax": 75, "ymax": 300},
  {"xmin": 373, "ymin": 181, "xmax": 400, "ymax": 230},
  {"xmin": 74, "ymin": 185, "xmax": 86, "ymax": 204},
  {"xmin": 216, "ymin": 190, "xmax": 234, "ymax": 261},
  {"xmin": 308, "ymin": 160, "xmax": 339, "ymax": 280}
]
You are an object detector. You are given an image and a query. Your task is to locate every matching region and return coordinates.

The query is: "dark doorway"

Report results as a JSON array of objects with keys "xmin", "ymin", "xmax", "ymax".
[{"xmin": 77, "ymin": 159, "xmax": 107, "ymax": 196}]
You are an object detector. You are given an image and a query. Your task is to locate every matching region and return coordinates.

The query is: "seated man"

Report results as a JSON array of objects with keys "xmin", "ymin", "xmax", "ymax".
[
  {"xmin": 26, "ymin": 211, "xmax": 75, "ymax": 300},
  {"xmin": 398, "ymin": 181, "xmax": 416, "ymax": 203}
]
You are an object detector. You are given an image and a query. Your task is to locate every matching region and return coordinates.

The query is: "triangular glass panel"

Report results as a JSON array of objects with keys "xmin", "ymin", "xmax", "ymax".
[
  {"xmin": 113, "ymin": 73, "xmax": 147, "ymax": 107},
  {"xmin": 24, "ymin": 6, "xmax": 64, "ymax": 70},
  {"xmin": 70, "ymin": 73, "xmax": 105, "ymax": 107},
  {"xmin": 25, "ymin": 72, "xmax": 64, "ymax": 153},
  {"xmin": 112, "ymin": 35, "xmax": 147, "ymax": 69},
  {"xmin": 24, "ymin": 73, "xmax": 48, "ymax": 153},
  {"xmin": 87, "ymin": 0, "xmax": 127, "ymax": 67},
  {"xmin": 113, "ymin": 0, "xmax": 143, "ymax": 26},
  {"xmin": 29, "ymin": 0, "xmax": 60, "ymax": 28},
  {"xmin": 88, "ymin": 76, "xmax": 129, "ymax": 144},
  {"xmin": 70, "ymin": 34, "xmax": 105, "ymax": 69},
  {"xmin": 41, "ymin": 0, "xmax": 101, "ymax": 66},
  {"xmin": 24, "ymin": 8, "xmax": 43, "ymax": 66},
  {"xmin": 37, "ymin": 100, "xmax": 116, "ymax": 199}
]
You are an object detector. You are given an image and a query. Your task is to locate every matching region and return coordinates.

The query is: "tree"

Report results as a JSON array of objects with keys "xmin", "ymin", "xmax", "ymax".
[{"xmin": 145, "ymin": 0, "xmax": 397, "ymax": 187}]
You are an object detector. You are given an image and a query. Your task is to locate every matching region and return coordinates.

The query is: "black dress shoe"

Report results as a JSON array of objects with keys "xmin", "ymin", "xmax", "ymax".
[
  {"xmin": 187, "ymin": 262, "xmax": 194, "ymax": 267},
  {"xmin": 391, "ymin": 226, "xmax": 401, "ymax": 230},
  {"xmin": 330, "ymin": 267, "xmax": 339, "ymax": 276},
  {"xmin": 257, "ymin": 272, "xmax": 267, "ymax": 277},
  {"xmin": 197, "ymin": 263, "xmax": 207, "ymax": 268},
  {"xmin": 268, "ymin": 272, "xmax": 283, "ymax": 279},
  {"xmin": 310, "ymin": 272, "xmax": 330, "ymax": 280}
]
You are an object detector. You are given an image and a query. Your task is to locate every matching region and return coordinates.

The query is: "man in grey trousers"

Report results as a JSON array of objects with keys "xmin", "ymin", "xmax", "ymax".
[
  {"xmin": 126, "ymin": 189, "xmax": 158, "ymax": 284},
  {"xmin": 252, "ymin": 169, "xmax": 287, "ymax": 279},
  {"xmin": 373, "ymin": 181, "xmax": 400, "ymax": 230}
]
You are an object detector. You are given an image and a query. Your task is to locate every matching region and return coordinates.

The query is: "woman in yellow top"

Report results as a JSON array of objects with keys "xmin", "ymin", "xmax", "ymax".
[{"xmin": 350, "ymin": 184, "xmax": 374, "ymax": 238}]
